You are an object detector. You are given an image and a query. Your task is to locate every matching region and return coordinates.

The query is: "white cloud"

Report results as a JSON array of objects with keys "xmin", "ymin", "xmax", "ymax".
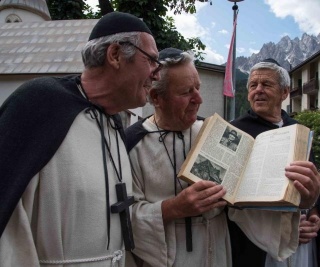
[
  {"xmin": 171, "ymin": 12, "xmax": 209, "ymax": 39},
  {"xmin": 194, "ymin": 2, "xmax": 208, "ymax": 12},
  {"xmin": 249, "ymin": 48, "xmax": 260, "ymax": 55},
  {"xmin": 163, "ymin": 2, "xmax": 224, "ymax": 65},
  {"xmin": 202, "ymin": 47, "xmax": 225, "ymax": 65},
  {"xmin": 168, "ymin": 2, "xmax": 212, "ymax": 40},
  {"xmin": 237, "ymin": 47, "xmax": 245, "ymax": 54},
  {"xmin": 265, "ymin": 0, "xmax": 320, "ymax": 35},
  {"xmin": 85, "ymin": 0, "xmax": 99, "ymax": 12},
  {"xmin": 218, "ymin": 29, "xmax": 228, "ymax": 35}
]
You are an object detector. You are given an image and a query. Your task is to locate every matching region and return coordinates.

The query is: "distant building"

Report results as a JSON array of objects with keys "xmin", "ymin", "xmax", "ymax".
[
  {"xmin": 0, "ymin": 0, "xmax": 226, "ymax": 127},
  {"xmin": 0, "ymin": 0, "xmax": 51, "ymax": 22},
  {"xmin": 282, "ymin": 50, "xmax": 320, "ymax": 114}
]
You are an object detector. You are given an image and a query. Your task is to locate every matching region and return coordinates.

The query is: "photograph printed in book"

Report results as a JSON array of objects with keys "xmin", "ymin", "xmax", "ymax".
[{"xmin": 178, "ymin": 113, "xmax": 313, "ymax": 211}]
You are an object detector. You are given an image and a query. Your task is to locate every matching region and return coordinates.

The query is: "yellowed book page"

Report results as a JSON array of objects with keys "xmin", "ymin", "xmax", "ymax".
[
  {"xmin": 234, "ymin": 124, "xmax": 306, "ymax": 205},
  {"xmin": 178, "ymin": 113, "xmax": 254, "ymax": 204},
  {"xmin": 283, "ymin": 124, "xmax": 310, "ymax": 206},
  {"xmin": 293, "ymin": 124, "xmax": 310, "ymax": 161}
]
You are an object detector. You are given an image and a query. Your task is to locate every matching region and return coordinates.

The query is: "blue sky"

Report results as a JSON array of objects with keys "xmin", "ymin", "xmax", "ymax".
[{"xmin": 86, "ymin": 0, "xmax": 320, "ymax": 65}]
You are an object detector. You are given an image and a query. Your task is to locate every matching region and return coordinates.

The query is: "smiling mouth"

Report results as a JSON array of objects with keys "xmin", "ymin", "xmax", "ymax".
[{"xmin": 255, "ymin": 98, "xmax": 266, "ymax": 102}]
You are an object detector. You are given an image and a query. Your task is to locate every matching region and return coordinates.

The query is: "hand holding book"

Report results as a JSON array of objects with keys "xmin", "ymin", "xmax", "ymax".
[{"xmin": 178, "ymin": 113, "xmax": 315, "ymax": 211}]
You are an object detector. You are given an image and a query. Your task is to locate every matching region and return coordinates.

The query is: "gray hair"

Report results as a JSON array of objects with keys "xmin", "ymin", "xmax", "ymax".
[
  {"xmin": 150, "ymin": 51, "xmax": 195, "ymax": 102},
  {"xmin": 81, "ymin": 32, "xmax": 141, "ymax": 68},
  {"xmin": 247, "ymin": 61, "xmax": 290, "ymax": 90}
]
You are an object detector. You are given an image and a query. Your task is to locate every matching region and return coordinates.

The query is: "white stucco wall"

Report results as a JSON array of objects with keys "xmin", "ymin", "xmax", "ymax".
[
  {"xmin": 0, "ymin": 74, "xmax": 48, "ymax": 105},
  {"xmin": 197, "ymin": 68, "xmax": 224, "ymax": 118}
]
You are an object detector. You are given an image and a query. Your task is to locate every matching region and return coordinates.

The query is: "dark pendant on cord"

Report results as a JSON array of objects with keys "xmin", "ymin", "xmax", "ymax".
[
  {"xmin": 185, "ymin": 217, "xmax": 192, "ymax": 252},
  {"xmin": 111, "ymin": 182, "xmax": 135, "ymax": 251},
  {"xmin": 156, "ymin": 123, "xmax": 193, "ymax": 252},
  {"xmin": 78, "ymin": 80, "xmax": 135, "ymax": 250}
]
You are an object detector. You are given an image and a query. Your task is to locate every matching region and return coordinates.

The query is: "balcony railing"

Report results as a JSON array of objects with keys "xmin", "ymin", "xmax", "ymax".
[
  {"xmin": 290, "ymin": 86, "xmax": 302, "ymax": 99},
  {"xmin": 303, "ymin": 78, "xmax": 319, "ymax": 95}
]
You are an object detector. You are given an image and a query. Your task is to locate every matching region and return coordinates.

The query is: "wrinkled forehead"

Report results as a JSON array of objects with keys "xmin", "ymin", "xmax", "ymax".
[
  {"xmin": 250, "ymin": 69, "xmax": 280, "ymax": 82},
  {"xmin": 168, "ymin": 64, "xmax": 200, "ymax": 86}
]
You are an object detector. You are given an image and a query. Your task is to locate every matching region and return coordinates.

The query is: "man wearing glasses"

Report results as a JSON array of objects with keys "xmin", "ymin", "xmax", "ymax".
[
  {"xmin": 119, "ymin": 41, "xmax": 163, "ymax": 75},
  {"xmin": 0, "ymin": 12, "xmax": 160, "ymax": 266}
]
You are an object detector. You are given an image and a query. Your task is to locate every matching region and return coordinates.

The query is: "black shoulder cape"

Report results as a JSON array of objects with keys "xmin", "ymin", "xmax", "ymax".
[
  {"xmin": 125, "ymin": 116, "xmax": 205, "ymax": 153},
  {"xmin": 125, "ymin": 117, "xmax": 150, "ymax": 152},
  {"xmin": 231, "ymin": 108, "xmax": 298, "ymax": 138},
  {"xmin": 0, "ymin": 75, "xmax": 124, "ymax": 237},
  {"xmin": 228, "ymin": 108, "xmax": 316, "ymax": 267}
]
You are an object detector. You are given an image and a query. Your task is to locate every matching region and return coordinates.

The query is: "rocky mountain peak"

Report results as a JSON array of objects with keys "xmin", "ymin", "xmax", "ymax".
[{"xmin": 236, "ymin": 33, "xmax": 320, "ymax": 73}]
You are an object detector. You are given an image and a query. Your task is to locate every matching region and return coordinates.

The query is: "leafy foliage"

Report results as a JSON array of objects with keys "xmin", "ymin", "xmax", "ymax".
[
  {"xmin": 155, "ymin": 16, "xmax": 205, "ymax": 60},
  {"xmin": 234, "ymin": 70, "xmax": 250, "ymax": 117},
  {"xmin": 165, "ymin": 0, "xmax": 202, "ymax": 14},
  {"xmin": 97, "ymin": 0, "xmax": 114, "ymax": 15},
  {"xmin": 294, "ymin": 110, "xmax": 320, "ymax": 168},
  {"xmin": 110, "ymin": 0, "xmax": 206, "ymax": 60},
  {"xmin": 46, "ymin": 0, "xmax": 88, "ymax": 19}
]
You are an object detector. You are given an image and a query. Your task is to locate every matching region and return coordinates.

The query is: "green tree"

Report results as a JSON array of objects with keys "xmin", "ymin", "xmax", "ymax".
[
  {"xmin": 294, "ymin": 110, "xmax": 320, "ymax": 168},
  {"xmin": 46, "ymin": 0, "xmax": 88, "ymax": 19},
  {"xmin": 111, "ymin": 0, "xmax": 206, "ymax": 59},
  {"xmin": 234, "ymin": 69, "xmax": 249, "ymax": 117},
  {"xmin": 97, "ymin": 0, "xmax": 113, "ymax": 15}
]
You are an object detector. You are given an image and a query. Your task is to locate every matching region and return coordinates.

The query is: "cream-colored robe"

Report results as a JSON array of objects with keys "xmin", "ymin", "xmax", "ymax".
[
  {"xmin": 0, "ymin": 111, "xmax": 133, "ymax": 267},
  {"xmin": 265, "ymin": 238, "xmax": 318, "ymax": 266},
  {"xmin": 128, "ymin": 118, "xmax": 299, "ymax": 267}
]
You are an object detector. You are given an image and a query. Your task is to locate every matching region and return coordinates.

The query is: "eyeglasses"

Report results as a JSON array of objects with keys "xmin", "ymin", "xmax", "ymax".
[{"xmin": 119, "ymin": 41, "xmax": 162, "ymax": 74}]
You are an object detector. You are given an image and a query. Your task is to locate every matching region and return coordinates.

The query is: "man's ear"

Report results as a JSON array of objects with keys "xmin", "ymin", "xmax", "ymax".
[
  {"xmin": 149, "ymin": 88, "xmax": 160, "ymax": 107},
  {"xmin": 282, "ymin": 86, "xmax": 290, "ymax": 101},
  {"xmin": 107, "ymin": 43, "xmax": 121, "ymax": 69}
]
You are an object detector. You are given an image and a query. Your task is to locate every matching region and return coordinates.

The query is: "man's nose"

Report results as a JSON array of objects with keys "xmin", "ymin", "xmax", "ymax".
[
  {"xmin": 192, "ymin": 90, "xmax": 203, "ymax": 104},
  {"xmin": 255, "ymin": 83, "xmax": 265, "ymax": 92},
  {"xmin": 151, "ymin": 68, "xmax": 161, "ymax": 81}
]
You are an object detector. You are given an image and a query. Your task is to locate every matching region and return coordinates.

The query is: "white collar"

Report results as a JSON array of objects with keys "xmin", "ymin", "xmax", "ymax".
[{"xmin": 273, "ymin": 119, "xmax": 284, "ymax": 127}]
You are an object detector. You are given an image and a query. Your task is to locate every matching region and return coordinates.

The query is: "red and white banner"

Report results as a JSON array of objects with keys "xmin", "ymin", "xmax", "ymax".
[{"xmin": 223, "ymin": 15, "xmax": 237, "ymax": 97}]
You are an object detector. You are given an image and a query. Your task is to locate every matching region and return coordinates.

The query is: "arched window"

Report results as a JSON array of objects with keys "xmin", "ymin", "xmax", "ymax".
[{"xmin": 5, "ymin": 14, "xmax": 22, "ymax": 23}]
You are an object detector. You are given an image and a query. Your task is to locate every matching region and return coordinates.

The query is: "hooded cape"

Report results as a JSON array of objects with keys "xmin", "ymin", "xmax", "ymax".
[{"xmin": 0, "ymin": 75, "xmax": 124, "ymax": 237}]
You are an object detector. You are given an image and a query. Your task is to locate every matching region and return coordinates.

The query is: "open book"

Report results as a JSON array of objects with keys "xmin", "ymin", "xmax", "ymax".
[{"xmin": 178, "ymin": 113, "xmax": 313, "ymax": 210}]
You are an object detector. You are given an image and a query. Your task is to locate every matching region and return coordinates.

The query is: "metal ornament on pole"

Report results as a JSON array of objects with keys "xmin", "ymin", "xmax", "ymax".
[{"xmin": 227, "ymin": 0, "xmax": 243, "ymax": 121}]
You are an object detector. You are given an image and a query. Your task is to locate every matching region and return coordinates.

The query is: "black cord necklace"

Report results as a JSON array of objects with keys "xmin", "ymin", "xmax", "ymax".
[
  {"xmin": 77, "ymin": 80, "xmax": 134, "ymax": 251},
  {"xmin": 153, "ymin": 115, "xmax": 192, "ymax": 194},
  {"xmin": 153, "ymin": 115, "xmax": 193, "ymax": 252}
]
